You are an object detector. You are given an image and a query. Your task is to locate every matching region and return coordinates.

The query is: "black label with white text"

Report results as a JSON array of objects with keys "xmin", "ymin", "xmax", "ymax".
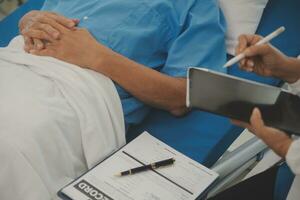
[{"xmin": 74, "ymin": 180, "xmax": 113, "ymax": 200}]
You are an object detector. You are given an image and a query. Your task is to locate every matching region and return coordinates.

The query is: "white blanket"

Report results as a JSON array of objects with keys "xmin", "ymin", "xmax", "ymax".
[{"xmin": 0, "ymin": 36, "xmax": 126, "ymax": 200}]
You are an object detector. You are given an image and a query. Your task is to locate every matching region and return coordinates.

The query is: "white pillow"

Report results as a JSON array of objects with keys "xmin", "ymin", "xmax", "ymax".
[{"xmin": 218, "ymin": 0, "xmax": 269, "ymax": 55}]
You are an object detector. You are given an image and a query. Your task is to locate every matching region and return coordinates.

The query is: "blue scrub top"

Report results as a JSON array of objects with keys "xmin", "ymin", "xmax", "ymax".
[{"xmin": 42, "ymin": 0, "xmax": 227, "ymax": 125}]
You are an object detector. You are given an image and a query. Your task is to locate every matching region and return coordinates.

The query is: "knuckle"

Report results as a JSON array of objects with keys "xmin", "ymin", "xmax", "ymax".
[
  {"xmin": 34, "ymin": 13, "xmax": 43, "ymax": 21},
  {"xmin": 42, "ymin": 24, "xmax": 53, "ymax": 33},
  {"xmin": 43, "ymin": 17, "xmax": 54, "ymax": 26},
  {"xmin": 21, "ymin": 29, "xmax": 27, "ymax": 35},
  {"xmin": 22, "ymin": 28, "xmax": 32, "ymax": 36}
]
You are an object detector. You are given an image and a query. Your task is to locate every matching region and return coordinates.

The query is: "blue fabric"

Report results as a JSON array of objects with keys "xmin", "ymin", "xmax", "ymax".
[
  {"xmin": 274, "ymin": 163, "xmax": 295, "ymax": 200},
  {"xmin": 41, "ymin": 0, "xmax": 227, "ymax": 125},
  {"xmin": 0, "ymin": 0, "xmax": 45, "ymax": 47}
]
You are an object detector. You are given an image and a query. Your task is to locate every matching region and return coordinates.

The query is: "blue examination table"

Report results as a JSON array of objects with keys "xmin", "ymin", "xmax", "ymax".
[{"xmin": 1, "ymin": 0, "xmax": 300, "ymax": 199}]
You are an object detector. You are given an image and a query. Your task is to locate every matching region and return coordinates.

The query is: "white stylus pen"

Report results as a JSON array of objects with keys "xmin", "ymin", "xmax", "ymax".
[{"xmin": 223, "ymin": 26, "xmax": 286, "ymax": 68}]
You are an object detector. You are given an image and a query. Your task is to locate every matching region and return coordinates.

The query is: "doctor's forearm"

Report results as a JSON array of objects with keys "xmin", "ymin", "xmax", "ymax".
[{"xmin": 93, "ymin": 50, "xmax": 188, "ymax": 115}]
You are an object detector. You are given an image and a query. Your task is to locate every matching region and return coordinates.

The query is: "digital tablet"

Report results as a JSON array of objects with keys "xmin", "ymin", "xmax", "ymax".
[{"xmin": 187, "ymin": 67, "xmax": 300, "ymax": 136}]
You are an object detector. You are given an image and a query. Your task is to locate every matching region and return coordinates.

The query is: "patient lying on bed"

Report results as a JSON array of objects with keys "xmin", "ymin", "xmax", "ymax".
[{"xmin": 0, "ymin": 0, "xmax": 226, "ymax": 199}]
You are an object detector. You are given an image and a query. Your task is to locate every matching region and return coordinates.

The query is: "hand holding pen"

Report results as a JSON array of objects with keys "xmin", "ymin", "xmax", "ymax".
[
  {"xmin": 224, "ymin": 27, "xmax": 285, "ymax": 68},
  {"xmin": 229, "ymin": 27, "xmax": 300, "ymax": 83}
]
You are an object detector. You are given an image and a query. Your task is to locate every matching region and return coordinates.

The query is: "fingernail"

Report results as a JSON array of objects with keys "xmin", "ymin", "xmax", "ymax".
[
  {"xmin": 254, "ymin": 108, "xmax": 260, "ymax": 115},
  {"xmin": 73, "ymin": 19, "xmax": 80, "ymax": 24},
  {"xmin": 29, "ymin": 49, "xmax": 35, "ymax": 54}
]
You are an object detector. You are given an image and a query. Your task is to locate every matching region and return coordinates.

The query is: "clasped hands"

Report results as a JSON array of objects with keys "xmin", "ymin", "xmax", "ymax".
[{"xmin": 19, "ymin": 11, "xmax": 114, "ymax": 71}]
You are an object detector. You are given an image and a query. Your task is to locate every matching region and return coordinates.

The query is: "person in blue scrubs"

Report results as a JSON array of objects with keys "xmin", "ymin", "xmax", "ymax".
[{"xmin": 19, "ymin": 0, "xmax": 227, "ymax": 127}]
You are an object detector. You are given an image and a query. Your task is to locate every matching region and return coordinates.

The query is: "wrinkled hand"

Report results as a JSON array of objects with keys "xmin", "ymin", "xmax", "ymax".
[
  {"xmin": 232, "ymin": 108, "xmax": 292, "ymax": 158},
  {"xmin": 19, "ymin": 10, "xmax": 79, "ymax": 52},
  {"xmin": 30, "ymin": 26, "xmax": 114, "ymax": 71},
  {"xmin": 236, "ymin": 34, "xmax": 298, "ymax": 83}
]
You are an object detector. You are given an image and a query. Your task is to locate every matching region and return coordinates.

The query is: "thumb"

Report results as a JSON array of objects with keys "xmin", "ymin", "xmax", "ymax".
[
  {"xmin": 250, "ymin": 108, "xmax": 265, "ymax": 131},
  {"xmin": 244, "ymin": 44, "xmax": 271, "ymax": 57},
  {"xmin": 29, "ymin": 48, "xmax": 54, "ymax": 57}
]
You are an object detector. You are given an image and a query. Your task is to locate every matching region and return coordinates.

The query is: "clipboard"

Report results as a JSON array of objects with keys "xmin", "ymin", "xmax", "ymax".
[{"xmin": 58, "ymin": 132, "xmax": 219, "ymax": 200}]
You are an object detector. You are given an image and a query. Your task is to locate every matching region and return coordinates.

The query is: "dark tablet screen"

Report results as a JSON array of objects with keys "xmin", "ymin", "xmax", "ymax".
[{"xmin": 188, "ymin": 68, "xmax": 300, "ymax": 135}]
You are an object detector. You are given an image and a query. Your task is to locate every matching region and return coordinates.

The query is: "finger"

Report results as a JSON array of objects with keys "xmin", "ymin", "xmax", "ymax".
[
  {"xmin": 237, "ymin": 35, "xmax": 248, "ymax": 54},
  {"xmin": 246, "ymin": 59, "xmax": 255, "ymax": 68},
  {"xmin": 46, "ymin": 12, "xmax": 76, "ymax": 28},
  {"xmin": 251, "ymin": 35, "xmax": 263, "ymax": 45},
  {"xmin": 23, "ymin": 36, "xmax": 34, "ymax": 52},
  {"xmin": 38, "ymin": 17, "xmax": 69, "ymax": 35},
  {"xmin": 22, "ymin": 29, "xmax": 54, "ymax": 42},
  {"xmin": 33, "ymin": 38, "xmax": 44, "ymax": 50},
  {"xmin": 72, "ymin": 19, "xmax": 80, "ymax": 25},
  {"xmin": 237, "ymin": 34, "xmax": 264, "ymax": 54},
  {"xmin": 243, "ymin": 59, "xmax": 254, "ymax": 72},
  {"xmin": 250, "ymin": 108, "xmax": 265, "ymax": 133},
  {"xmin": 70, "ymin": 19, "xmax": 80, "ymax": 30},
  {"xmin": 244, "ymin": 44, "xmax": 271, "ymax": 57},
  {"xmin": 239, "ymin": 58, "xmax": 253, "ymax": 72},
  {"xmin": 29, "ymin": 48, "xmax": 55, "ymax": 57},
  {"xmin": 241, "ymin": 58, "xmax": 248, "ymax": 67},
  {"xmin": 36, "ymin": 23, "xmax": 60, "ymax": 39}
]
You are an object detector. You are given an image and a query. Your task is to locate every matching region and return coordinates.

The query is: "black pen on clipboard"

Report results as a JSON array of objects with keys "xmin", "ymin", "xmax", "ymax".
[{"xmin": 115, "ymin": 158, "xmax": 175, "ymax": 177}]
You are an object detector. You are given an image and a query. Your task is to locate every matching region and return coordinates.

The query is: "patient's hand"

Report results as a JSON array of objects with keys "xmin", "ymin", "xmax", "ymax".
[
  {"xmin": 30, "ymin": 26, "xmax": 187, "ymax": 115},
  {"xmin": 30, "ymin": 26, "xmax": 114, "ymax": 71},
  {"xmin": 19, "ymin": 11, "xmax": 79, "ymax": 52}
]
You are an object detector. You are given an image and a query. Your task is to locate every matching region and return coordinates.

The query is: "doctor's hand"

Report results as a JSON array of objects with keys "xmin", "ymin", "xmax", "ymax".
[
  {"xmin": 30, "ymin": 26, "xmax": 115, "ymax": 73},
  {"xmin": 19, "ymin": 11, "xmax": 79, "ymax": 52},
  {"xmin": 237, "ymin": 34, "xmax": 299, "ymax": 83},
  {"xmin": 232, "ymin": 108, "xmax": 292, "ymax": 158}
]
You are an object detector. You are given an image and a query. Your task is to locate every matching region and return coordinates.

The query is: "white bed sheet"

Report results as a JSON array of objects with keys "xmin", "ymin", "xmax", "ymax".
[{"xmin": 0, "ymin": 36, "xmax": 126, "ymax": 200}]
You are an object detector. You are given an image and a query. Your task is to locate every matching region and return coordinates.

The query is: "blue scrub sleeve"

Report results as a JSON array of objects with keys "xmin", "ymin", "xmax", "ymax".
[
  {"xmin": 41, "ymin": 0, "xmax": 58, "ymax": 10},
  {"xmin": 161, "ymin": 0, "xmax": 227, "ymax": 78}
]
